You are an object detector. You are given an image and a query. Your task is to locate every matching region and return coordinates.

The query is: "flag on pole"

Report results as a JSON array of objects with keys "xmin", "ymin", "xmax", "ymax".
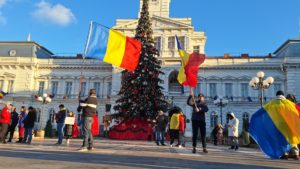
[
  {"xmin": 84, "ymin": 22, "xmax": 142, "ymax": 71},
  {"xmin": 0, "ymin": 91, "xmax": 7, "ymax": 99},
  {"xmin": 249, "ymin": 99, "xmax": 300, "ymax": 159},
  {"xmin": 176, "ymin": 36, "xmax": 205, "ymax": 88}
]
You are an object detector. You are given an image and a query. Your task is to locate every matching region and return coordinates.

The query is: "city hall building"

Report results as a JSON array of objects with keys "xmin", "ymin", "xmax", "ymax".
[{"xmin": 0, "ymin": 0, "xmax": 299, "ymax": 137}]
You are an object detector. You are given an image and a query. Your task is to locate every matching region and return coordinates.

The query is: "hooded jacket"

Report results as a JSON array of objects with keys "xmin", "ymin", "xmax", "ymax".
[{"xmin": 228, "ymin": 113, "xmax": 239, "ymax": 137}]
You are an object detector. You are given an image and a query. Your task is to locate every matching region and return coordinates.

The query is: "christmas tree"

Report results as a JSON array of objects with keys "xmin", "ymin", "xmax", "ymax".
[{"xmin": 113, "ymin": 0, "xmax": 168, "ymax": 120}]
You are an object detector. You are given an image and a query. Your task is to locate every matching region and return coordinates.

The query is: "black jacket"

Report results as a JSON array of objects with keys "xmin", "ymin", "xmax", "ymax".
[
  {"xmin": 187, "ymin": 96, "xmax": 209, "ymax": 122},
  {"xmin": 56, "ymin": 109, "xmax": 67, "ymax": 124},
  {"xmin": 23, "ymin": 110, "xmax": 37, "ymax": 128},
  {"xmin": 155, "ymin": 115, "xmax": 168, "ymax": 131},
  {"xmin": 79, "ymin": 95, "xmax": 98, "ymax": 117},
  {"xmin": 10, "ymin": 111, "xmax": 19, "ymax": 127}
]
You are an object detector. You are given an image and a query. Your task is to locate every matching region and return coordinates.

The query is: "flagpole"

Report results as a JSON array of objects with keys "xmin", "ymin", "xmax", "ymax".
[{"xmin": 189, "ymin": 87, "xmax": 199, "ymax": 111}]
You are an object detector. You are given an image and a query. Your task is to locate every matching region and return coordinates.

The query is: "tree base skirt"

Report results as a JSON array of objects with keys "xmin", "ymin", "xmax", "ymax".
[{"xmin": 109, "ymin": 118, "xmax": 153, "ymax": 140}]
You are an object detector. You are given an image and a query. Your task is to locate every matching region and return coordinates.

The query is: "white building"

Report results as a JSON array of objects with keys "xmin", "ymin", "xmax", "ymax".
[{"xmin": 0, "ymin": 0, "xmax": 299, "ymax": 137}]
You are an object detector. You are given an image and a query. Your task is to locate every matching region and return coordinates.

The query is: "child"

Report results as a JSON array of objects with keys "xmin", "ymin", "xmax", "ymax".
[
  {"xmin": 178, "ymin": 111, "xmax": 185, "ymax": 148},
  {"xmin": 65, "ymin": 111, "xmax": 75, "ymax": 145},
  {"xmin": 212, "ymin": 124, "xmax": 223, "ymax": 146}
]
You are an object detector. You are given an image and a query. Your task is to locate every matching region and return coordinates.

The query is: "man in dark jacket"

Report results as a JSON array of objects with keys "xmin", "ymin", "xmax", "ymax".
[
  {"xmin": 6, "ymin": 106, "xmax": 19, "ymax": 142},
  {"xmin": 155, "ymin": 110, "xmax": 168, "ymax": 146},
  {"xmin": 55, "ymin": 104, "xmax": 67, "ymax": 145},
  {"xmin": 23, "ymin": 107, "xmax": 37, "ymax": 144},
  {"xmin": 78, "ymin": 89, "xmax": 98, "ymax": 151},
  {"xmin": 187, "ymin": 91, "xmax": 209, "ymax": 154}
]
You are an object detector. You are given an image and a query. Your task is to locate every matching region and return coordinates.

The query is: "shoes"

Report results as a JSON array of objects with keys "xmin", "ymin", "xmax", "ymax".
[
  {"xmin": 192, "ymin": 147, "xmax": 196, "ymax": 154},
  {"xmin": 175, "ymin": 144, "xmax": 180, "ymax": 147},
  {"xmin": 170, "ymin": 144, "xmax": 173, "ymax": 147},
  {"xmin": 26, "ymin": 141, "xmax": 31, "ymax": 144},
  {"xmin": 88, "ymin": 147, "xmax": 94, "ymax": 151},
  {"xmin": 280, "ymin": 155, "xmax": 288, "ymax": 160},
  {"xmin": 54, "ymin": 143, "xmax": 62, "ymax": 146},
  {"xmin": 161, "ymin": 143, "xmax": 166, "ymax": 146},
  {"xmin": 7, "ymin": 140, "xmax": 12, "ymax": 143},
  {"xmin": 203, "ymin": 148, "xmax": 208, "ymax": 153},
  {"xmin": 2, "ymin": 141, "xmax": 7, "ymax": 144},
  {"xmin": 229, "ymin": 146, "xmax": 235, "ymax": 150},
  {"xmin": 78, "ymin": 147, "xmax": 88, "ymax": 152},
  {"xmin": 182, "ymin": 144, "xmax": 185, "ymax": 147},
  {"xmin": 156, "ymin": 142, "xmax": 159, "ymax": 146},
  {"xmin": 178, "ymin": 145, "xmax": 182, "ymax": 148},
  {"xmin": 66, "ymin": 139, "xmax": 70, "ymax": 145}
]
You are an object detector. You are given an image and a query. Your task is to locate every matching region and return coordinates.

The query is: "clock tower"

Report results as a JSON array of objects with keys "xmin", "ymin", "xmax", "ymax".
[{"xmin": 139, "ymin": 0, "xmax": 171, "ymax": 18}]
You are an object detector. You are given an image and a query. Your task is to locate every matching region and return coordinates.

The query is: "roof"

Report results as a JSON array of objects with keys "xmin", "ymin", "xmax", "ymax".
[
  {"xmin": 0, "ymin": 41, "xmax": 54, "ymax": 55},
  {"xmin": 274, "ymin": 39, "xmax": 300, "ymax": 57}
]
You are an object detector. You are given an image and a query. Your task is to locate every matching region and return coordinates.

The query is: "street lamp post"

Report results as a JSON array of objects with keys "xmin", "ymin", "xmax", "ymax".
[
  {"xmin": 214, "ymin": 97, "xmax": 228, "ymax": 125},
  {"xmin": 37, "ymin": 93, "xmax": 52, "ymax": 131},
  {"xmin": 249, "ymin": 71, "xmax": 274, "ymax": 107}
]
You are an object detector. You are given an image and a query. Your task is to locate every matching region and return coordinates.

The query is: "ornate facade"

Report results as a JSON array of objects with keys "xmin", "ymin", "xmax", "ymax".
[{"xmin": 0, "ymin": 0, "xmax": 300, "ymax": 137}]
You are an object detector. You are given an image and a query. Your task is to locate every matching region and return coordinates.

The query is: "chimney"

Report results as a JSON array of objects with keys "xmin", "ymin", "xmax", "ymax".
[
  {"xmin": 224, "ymin": 53, "xmax": 230, "ymax": 58},
  {"xmin": 241, "ymin": 53, "xmax": 249, "ymax": 58}
]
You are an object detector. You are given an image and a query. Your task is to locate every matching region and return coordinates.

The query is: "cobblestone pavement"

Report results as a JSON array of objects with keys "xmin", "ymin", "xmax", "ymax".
[{"xmin": 0, "ymin": 138, "xmax": 299, "ymax": 169}]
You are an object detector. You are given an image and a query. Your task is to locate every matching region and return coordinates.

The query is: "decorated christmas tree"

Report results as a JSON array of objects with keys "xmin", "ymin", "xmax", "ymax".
[{"xmin": 113, "ymin": 0, "xmax": 168, "ymax": 120}]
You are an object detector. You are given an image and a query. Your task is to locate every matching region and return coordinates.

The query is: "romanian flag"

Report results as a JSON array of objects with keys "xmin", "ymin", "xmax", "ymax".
[
  {"xmin": 0, "ymin": 91, "xmax": 7, "ymax": 99},
  {"xmin": 249, "ymin": 99, "xmax": 300, "ymax": 159},
  {"xmin": 84, "ymin": 22, "xmax": 142, "ymax": 71},
  {"xmin": 176, "ymin": 36, "xmax": 205, "ymax": 88}
]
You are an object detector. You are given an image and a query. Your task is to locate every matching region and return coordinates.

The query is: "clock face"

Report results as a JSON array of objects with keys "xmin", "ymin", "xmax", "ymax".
[{"xmin": 9, "ymin": 50, "xmax": 17, "ymax": 56}]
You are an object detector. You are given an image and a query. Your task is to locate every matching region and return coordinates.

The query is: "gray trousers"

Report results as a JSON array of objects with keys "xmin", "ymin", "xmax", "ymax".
[{"xmin": 82, "ymin": 117, "xmax": 94, "ymax": 148}]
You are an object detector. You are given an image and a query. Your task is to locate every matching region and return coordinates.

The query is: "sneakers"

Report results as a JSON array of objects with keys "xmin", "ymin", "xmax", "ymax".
[
  {"xmin": 161, "ymin": 143, "xmax": 166, "ymax": 146},
  {"xmin": 279, "ymin": 155, "xmax": 288, "ymax": 160},
  {"xmin": 203, "ymin": 148, "xmax": 208, "ymax": 153},
  {"xmin": 170, "ymin": 144, "xmax": 173, "ymax": 147},
  {"xmin": 228, "ymin": 146, "xmax": 235, "ymax": 150},
  {"xmin": 156, "ymin": 142, "xmax": 159, "ymax": 146},
  {"xmin": 66, "ymin": 139, "xmax": 70, "ymax": 145},
  {"xmin": 178, "ymin": 145, "xmax": 182, "ymax": 148},
  {"xmin": 78, "ymin": 147, "xmax": 88, "ymax": 152},
  {"xmin": 192, "ymin": 147, "xmax": 196, "ymax": 154},
  {"xmin": 235, "ymin": 146, "xmax": 239, "ymax": 151}
]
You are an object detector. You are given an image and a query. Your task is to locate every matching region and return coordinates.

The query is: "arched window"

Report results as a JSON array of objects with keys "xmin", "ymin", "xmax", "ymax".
[
  {"xmin": 169, "ymin": 71, "xmax": 183, "ymax": 93},
  {"xmin": 242, "ymin": 112, "xmax": 250, "ymax": 132},
  {"xmin": 210, "ymin": 111, "xmax": 218, "ymax": 127}
]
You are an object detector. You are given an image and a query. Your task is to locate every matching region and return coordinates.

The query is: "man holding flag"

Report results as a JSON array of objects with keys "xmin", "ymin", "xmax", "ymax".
[{"xmin": 175, "ymin": 36, "xmax": 207, "ymax": 154}]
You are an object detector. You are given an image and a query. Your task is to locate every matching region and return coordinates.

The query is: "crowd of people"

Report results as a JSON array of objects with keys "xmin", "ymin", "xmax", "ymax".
[{"xmin": 0, "ymin": 89, "xmax": 299, "ymax": 159}]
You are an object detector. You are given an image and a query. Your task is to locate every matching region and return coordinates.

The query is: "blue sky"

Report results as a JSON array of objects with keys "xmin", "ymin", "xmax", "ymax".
[{"xmin": 0, "ymin": 0, "xmax": 300, "ymax": 56}]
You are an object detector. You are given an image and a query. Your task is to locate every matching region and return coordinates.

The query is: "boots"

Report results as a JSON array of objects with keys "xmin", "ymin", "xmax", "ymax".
[{"xmin": 16, "ymin": 138, "xmax": 23, "ymax": 143}]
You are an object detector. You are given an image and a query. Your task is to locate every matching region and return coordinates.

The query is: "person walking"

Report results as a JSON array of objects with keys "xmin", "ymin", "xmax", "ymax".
[
  {"xmin": 227, "ymin": 112, "xmax": 239, "ymax": 150},
  {"xmin": 187, "ymin": 91, "xmax": 209, "ymax": 154},
  {"xmin": 55, "ymin": 104, "xmax": 67, "ymax": 145},
  {"xmin": 77, "ymin": 89, "xmax": 98, "ymax": 151},
  {"xmin": 6, "ymin": 106, "xmax": 19, "ymax": 142},
  {"xmin": 178, "ymin": 111, "xmax": 185, "ymax": 148},
  {"xmin": 16, "ymin": 106, "xmax": 27, "ymax": 143},
  {"xmin": 155, "ymin": 110, "xmax": 168, "ymax": 146},
  {"xmin": 23, "ymin": 107, "xmax": 37, "ymax": 144},
  {"xmin": 0, "ymin": 103, "xmax": 12, "ymax": 144}
]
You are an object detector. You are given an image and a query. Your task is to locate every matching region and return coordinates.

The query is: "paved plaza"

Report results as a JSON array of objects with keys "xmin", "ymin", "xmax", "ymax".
[{"xmin": 0, "ymin": 138, "xmax": 299, "ymax": 169}]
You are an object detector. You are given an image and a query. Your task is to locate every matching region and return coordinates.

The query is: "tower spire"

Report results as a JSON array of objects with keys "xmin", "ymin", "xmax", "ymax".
[{"xmin": 27, "ymin": 33, "xmax": 31, "ymax": 42}]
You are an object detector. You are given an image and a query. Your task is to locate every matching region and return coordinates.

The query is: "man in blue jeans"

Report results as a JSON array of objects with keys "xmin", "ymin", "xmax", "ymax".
[
  {"xmin": 155, "ymin": 110, "xmax": 168, "ymax": 146},
  {"xmin": 55, "ymin": 104, "xmax": 67, "ymax": 145},
  {"xmin": 78, "ymin": 89, "xmax": 98, "ymax": 151}
]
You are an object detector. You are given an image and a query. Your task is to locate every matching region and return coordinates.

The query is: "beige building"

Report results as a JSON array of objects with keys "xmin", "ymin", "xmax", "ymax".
[{"xmin": 0, "ymin": 0, "xmax": 299, "ymax": 137}]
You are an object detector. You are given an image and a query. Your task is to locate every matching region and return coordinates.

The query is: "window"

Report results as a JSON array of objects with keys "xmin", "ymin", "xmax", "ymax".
[
  {"xmin": 209, "ymin": 83, "xmax": 217, "ymax": 97},
  {"xmin": 65, "ymin": 82, "xmax": 72, "ymax": 97},
  {"xmin": 38, "ymin": 81, "xmax": 45, "ymax": 96},
  {"xmin": 168, "ymin": 36, "xmax": 175, "ymax": 50},
  {"xmin": 193, "ymin": 46, "xmax": 200, "ymax": 53},
  {"xmin": 273, "ymin": 83, "xmax": 282, "ymax": 95},
  {"xmin": 169, "ymin": 71, "xmax": 183, "ymax": 93},
  {"xmin": 154, "ymin": 37, "xmax": 161, "ymax": 53},
  {"xmin": 194, "ymin": 83, "xmax": 201, "ymax": 96},
  {"xmin": 243, "ymin": 112, "xmax": 250, "ymax": 132},
  {"xmin": 94, "ymin": 82, "xmax": 101, "ymax": 97},
  {"xmin": 241, "ymin": 83, "xmax": 249, "ymax": 98},
  {"xmin": 7, "ymin": 80, "xmax": 14, "ymax": 93},
  {"xmin": 51, "ymin": 81, "xmax": 58, "ymax": 97},
  {"xmin": 107, "ymin": 82, "xmax": 112, "ymax": 96},
  {"xmin": 0, "ymin": 80, "xmax": 3, "ymax": 91},
  {"xmin": 225, "ymin": 83, "xmax": 233, "ymax": 97},
  {"xmin": 210, "ymin": 112, "xmax": 218, "ymax": 127},
  {"xmin": 80, "ymin": 82, "xmax": 87, "ymax": 97}
]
